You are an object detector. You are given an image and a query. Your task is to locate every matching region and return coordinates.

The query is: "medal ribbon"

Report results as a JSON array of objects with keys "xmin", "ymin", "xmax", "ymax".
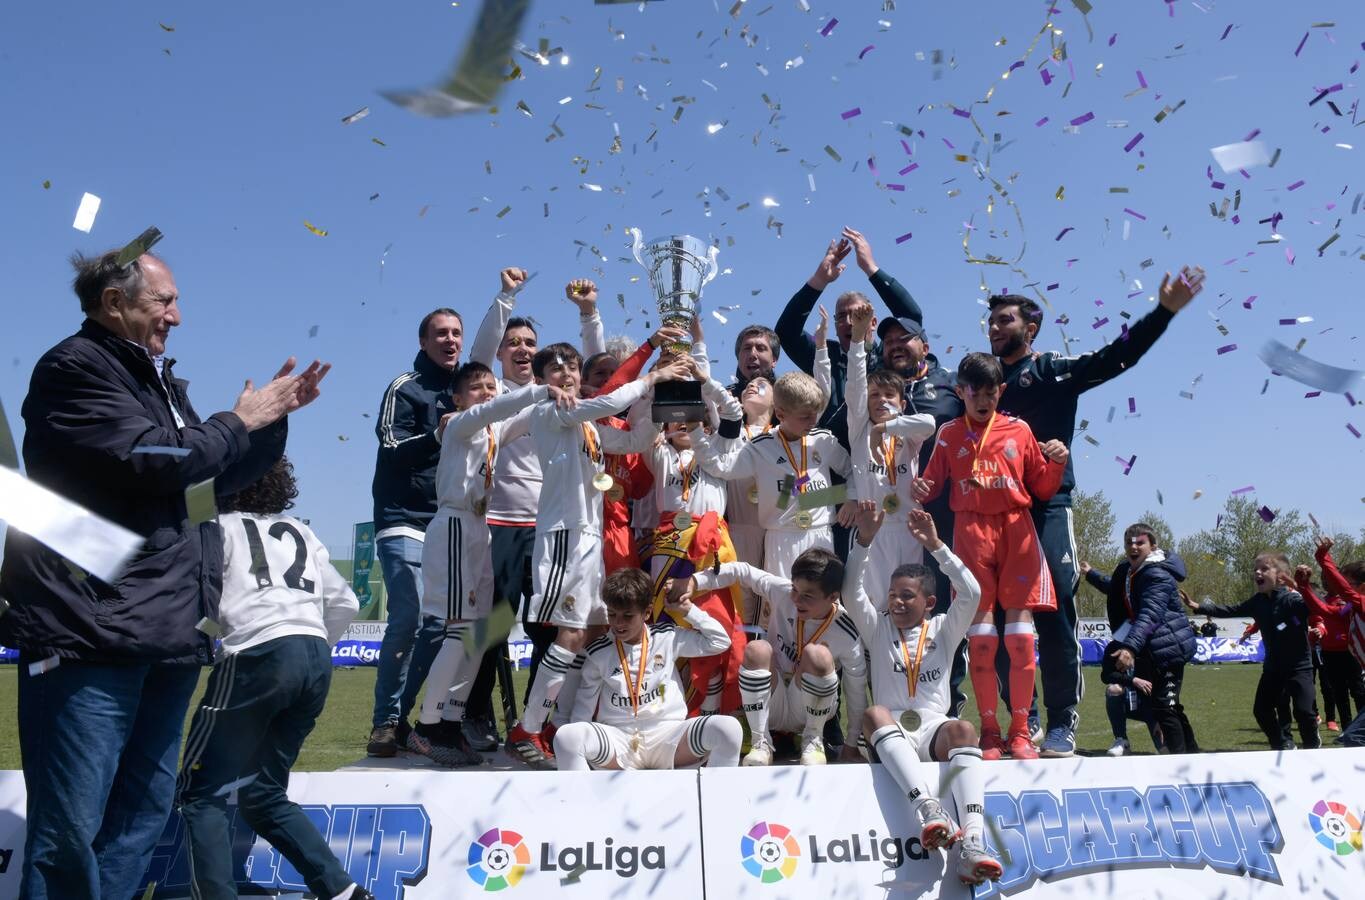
[
  {"xmin": 614, "ymin": 627, "xmax": 649, "ymax": 717},
  {"xmin": 881, "ymin": 435, "xmax": 900, "ymax": 486},
  {"xmin": 484, "ymin": 426, "xmax": 496, "ymax": 492},
  {"xmin": 899, "ymin": 623, "xmax": 930, "ymax": 698},
  {"xmin": 744, "ymin": 421, "xmax": 771, "ymax": 440},
  {"xmin": 967, "ymin": 412, "xmax": 997, "ymax": 479},
  {"xmin": 582, "ymin": 423, "xmax": 603, "ymax": 465},
  {"xmin": 795, "ymin": 606, "xmax": 837, "ymax": 663},
  {"xmin": 776, "ymin": 432, "xmax": 808, "ymax": 489},
  {"xmin": 678, "ymin": 451, "xmax": 695, "ymax": 503}
]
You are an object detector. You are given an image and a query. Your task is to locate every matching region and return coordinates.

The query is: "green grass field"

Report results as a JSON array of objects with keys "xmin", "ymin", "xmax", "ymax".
[{"xmin": 1, "ymin": 660, "xmax": 1336, "ymax": 771}]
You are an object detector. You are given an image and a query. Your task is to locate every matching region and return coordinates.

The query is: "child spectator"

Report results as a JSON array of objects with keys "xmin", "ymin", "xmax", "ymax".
[
  {"xmin": 1301, "ymin": 536, "xmax": 1365, "ymax": 746},
  {"xmin": 175, "ymin": 458, "xmax": 368, "ymax": 900},
  {"xmin": 1082, "ymin": 524, "xmax": 1197, "ymax": 753},
  {"xmin": 1187, "ymin": 553, "xmax": 1321, "ymax": 750},
  {"xmin": 912, "ymin": 353, "xmax": 1069, "ymax": 759}
]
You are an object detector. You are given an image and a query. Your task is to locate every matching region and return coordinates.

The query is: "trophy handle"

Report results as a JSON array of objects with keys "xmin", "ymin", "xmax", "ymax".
[
  {"xmin": 628, "ymin": 227, "xmax": 648, "ymax": 269},
  {"xmin": 701, "ymin": 244, "xmax": 721, "ymax": 288}
]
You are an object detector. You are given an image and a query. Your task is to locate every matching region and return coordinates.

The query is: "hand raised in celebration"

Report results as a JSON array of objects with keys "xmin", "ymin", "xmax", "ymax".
[
  {"xmin": 848, "ymin": 302, "xmax": 873, "ymax": 343},
  {"xmin": 501, "ymin": 267, "xmax": 529, "ymax": 294},
  {"xmin": 814, "ymin": 305, "xmax": 830, "ymax": 348},
  {"xmin": 808, "ymin": 237, "xmax": 851, "ymax": 290},
  {"xmin": 906, "ymin": 508, "xmax": 942, "ymax": 551},
  {"xmin": 841, "ymin": 226, "xmax": 879, "ymax": 276},
  {"xmin": 1158, "ymin": 265, "xmax": 1206, "ymax": 313},
  {"xmin": 565, "ymin": 278, "xmax": 598, "ymax": 313}
]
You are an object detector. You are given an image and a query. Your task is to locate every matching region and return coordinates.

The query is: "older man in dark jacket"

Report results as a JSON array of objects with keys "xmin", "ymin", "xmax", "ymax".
[
  {"xmin": 0, "ymin": 248, "xmax": 326, "ymax": 899},
  {"xmin": 1082, "ymin": 523, "xmax": 1198, "ymax": 754}
]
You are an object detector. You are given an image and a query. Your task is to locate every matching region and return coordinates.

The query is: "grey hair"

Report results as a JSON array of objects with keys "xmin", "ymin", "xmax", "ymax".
[
  {"xmin": 70, "ymin": 250, "xmax": 155, "ymax": 314},
  {"xmin": 604, "ymin": 334, "xmax": 635, "ymax": 362}
]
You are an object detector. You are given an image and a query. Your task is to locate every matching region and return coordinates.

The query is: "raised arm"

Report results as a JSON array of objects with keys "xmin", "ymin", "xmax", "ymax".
[
  {"xmin": 444, "ymin": 383, "xmax": 548, "ymax": 441},
  {"xmin": 667, "ymin": 601, "xmax": 732, "ymax": 657},
  {"xmin": 842, "ymin": 521, "xmax": 879, "ymax": 640},
  {"xmin": 843, "ymin": 227, "xmax": 924, "ymax": 325},
  {"xmin": 470, "ymin": 268, "xmax": 530, "ymax": 366},
  {"xmin": 1315, "ymin": 538, "xmax": 1365, "ymax": 611},
  {"xmin": 775, "ymin": 238, "xmax": 851, "ymax": 374},
  {"xmin": 566, "ymin": 278, "xmax": 606, "ymax": 357},
  {"xmin": 692, "ymin": 561, "xmax": 791, "ymax": 609}
]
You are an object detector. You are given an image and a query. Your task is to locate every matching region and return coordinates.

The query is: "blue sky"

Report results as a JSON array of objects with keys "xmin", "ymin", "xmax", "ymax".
[{"xmin": 2, "ymin": 0, "xmax": 1362, "ymax": 559}]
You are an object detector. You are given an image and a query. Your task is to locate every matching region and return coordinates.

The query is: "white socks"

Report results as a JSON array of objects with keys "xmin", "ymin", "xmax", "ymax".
[
  {"xmin": 523, "ymin": 643, "xmax": 576, "ymax": 732},
  {"xmin": 738, "ymin": 666, "xmax": 772, "ymax": 746},
  {"xmin": 870, "ymin": 724, "xmax": 933, "ymax": 818},
  {"xmin": 552, "ymin": 722, "xmax": 612, "ymax": 771},
  {"xmin": 801, "ymin": 671, "xmax": 839, "ymax": 738},
  {"xmin": 700, "ymin": 671, "xmax": 724, "ymax": 714},
  {"xmin": 419, "ymin": 626, "xmax": 474, "ymax": 726},
  {"xmin": 551, "ymin": 653, "xmax": 586, "ymax": 727},
  {"xmin": 947, "ymin": 745, "xmax": 986, "ymax": 839},
  {"xmin": 688, "ymin": 714, "xmax": 743, "ymax": 767}
]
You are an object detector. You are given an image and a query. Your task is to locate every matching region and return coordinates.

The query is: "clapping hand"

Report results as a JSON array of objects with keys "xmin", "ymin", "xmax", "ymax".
[
  {"xmin": 841, "ymin": 226, "xmax": 878, "ymax": 276},
  {"xmin": 808, "ymin": 238, "xmax": 851, "ymax": 290}
]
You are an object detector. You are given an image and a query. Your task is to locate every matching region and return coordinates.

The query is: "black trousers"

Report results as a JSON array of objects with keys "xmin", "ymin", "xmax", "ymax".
[
  {"xmin": 1148, "ymin": 661, "xmax": 1196, "ymax": 754},
  {"xmin": 1254, "ymin": 666, "xmax": 1320, "ymax": 750},
  {"xmin": 1322, "ymin": 649, "xmax": 1365, "ymax": 723}
]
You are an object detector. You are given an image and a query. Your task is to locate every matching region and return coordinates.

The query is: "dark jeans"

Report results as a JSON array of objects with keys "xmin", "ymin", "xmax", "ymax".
[
  {"xmin": 466, "ymin": 523, "xmax": 536, "ymax": 723},
  {"xmin": 371, "ymin": 535, "xmax": 444, "ymax": 728},
  {"xmin": 17, "ymin": 660, "xmax": 200, "ymax": 900},
  {"xmin": 176, "ymin": 636, "xmax": 352, "ymax": 900},
  {"xmin": 1255, "ymin": 666, "xmax": 1320, "ymax": 750}
]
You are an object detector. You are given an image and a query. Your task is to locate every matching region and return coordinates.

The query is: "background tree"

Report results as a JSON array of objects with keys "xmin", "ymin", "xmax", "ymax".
[{"xmin": 1071, "ymin": 489, "xmax": 1120, "ymax": 618}]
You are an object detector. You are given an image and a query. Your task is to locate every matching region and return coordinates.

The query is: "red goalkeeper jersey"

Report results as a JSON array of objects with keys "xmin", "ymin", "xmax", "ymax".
[{"xmin": 921, "ymin": 413, "xmax": 1064, "ymax": 515}]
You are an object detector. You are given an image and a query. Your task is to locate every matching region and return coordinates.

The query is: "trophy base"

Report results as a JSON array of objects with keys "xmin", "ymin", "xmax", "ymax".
[{"xmin": 651, "ymin": 380, "xmax": 707, "ymax": 424}]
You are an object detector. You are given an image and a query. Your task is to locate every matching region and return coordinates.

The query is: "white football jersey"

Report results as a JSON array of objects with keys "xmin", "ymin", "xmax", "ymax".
[
  {"xmin": 700, "ymin": 427, "xmax": 852, "ymax": 531},
  {"xmin": 219, "ymin": 512, "xmax": 359, "ymax": 654},
  {"xmin": 574, "ymin": 605, "xmax": 731, "ymax": 727},
  {"xmin": 530, "ymin": 380, "xmax": 649, "ymax": 534},
  {"xmin": 842, "ymin": 540, "xmax": 980, "ymax": 716},
  {"xmin": 433, "ymin": 384, "xmax": 545, "ymax": 514},
  {"xmin": 846, "ymin": 341, "xmax": 936, "ymax": 521}
]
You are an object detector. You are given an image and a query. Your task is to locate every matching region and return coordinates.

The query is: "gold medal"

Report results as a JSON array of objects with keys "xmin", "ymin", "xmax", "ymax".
[
  {"xmin": 794, "ymin": 510, "xmax": 812, "ymax": 529},
  {"xmin": 899, "ymin": 709, "xmax": 922, "ymax": 732},
  {"xmin": 882, "ymin": 494, "xmax": 901, "ymax": 514},
  {"xmin": 473, "ymin": 497, "xmax": 488, "ymax": 516},
  {"xmin": 674, "ymin": 510, "xmax": 693, "ymax": 531},
  {"xmin": 748, "ymin": 485, "xmax": 760, "ymax": 505},
  {"xmin": 592, "ymin": 472, "xmax": 614, "ymax": 492},
  {"xmin": 606, "ymin": 484, "xmax": 625, "ymax": 502}
]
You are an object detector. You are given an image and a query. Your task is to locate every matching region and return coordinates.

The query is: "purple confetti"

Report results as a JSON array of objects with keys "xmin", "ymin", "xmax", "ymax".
[
  {"xmin": 1220, "ymin": 24, "xmax": 1233, "ymax": 41},
  {"xmin": 1009, "ymin": 60, "xmax": 1026, "ymax": 73},
  {"xmin": 1217, "ymin": 344, "xmax": 1238, "ymax": 355},
  {"xmin": 1123, "ymin": 207, "xmax": 1148, "ymax": 220},
  {"xmin": 858, "ymin": 44, "xmax": 875, "ymax": 60},
  {"xmin": 1108, "ymin": 33, "xmax": 1117, "ymax": 46},
  {"xmin": 1069, "ymin": 111, "xmax": 1095, "ymax": 126},
  {"xmin": 898, "ymin": 163, "xmax": 919, "ymax": 175},
  {"xmin": 840, "ymin": 107, "xmax": 861, "ymax": 120},
  {"xmin": 1041, "ymin": 69, "xmax": 1054, "ymax": 86},
  {"xmin": 1035, "ymin": 116, "xmax": 1050, "ymax": 127},
  {"xmin": 1286, "ymin": 180, "xmax": 1305, "ymax": 191},
  {"xmin": 1278, "ymin": 318, "xmax": 1298, "ymax": 325},
  {"xmin": 1349, "ymin": 424, "xmax": 1362, "ymax": 438},
  {"xmin": 1127, "ymin": 397, "xmax": 1136, "ymax": 414},
  {"xmin": 894, "ymin": 232, "xmax": 913, "ymax": 244},
  {"xmin": 820, "ymin": 18, "xmax": 839, "ymax": 37},
  {"xmin": 1305, "ymin": 391, "xmax": 1322, "ymax": 398},
  {"xmin": 1120, "ymin": 324, "xmax": 1131, "ymax": 342},
  {"xmin": 1124, "ymin": 132, "xmax": 1145, "ymax": 152},
  {"xmin": 942, "ymin": 137, "xmax": 956, "ymax": 149},
  {"xmin": 886, "ymin": 183, "xmax": 905, "ymax": 191},
  {"xmin": 1231, "ymin": 485, "xmax": 1256, "ymax": 495},
  {"xmin": 953, "ymin": 107, "xmax": 972, "ymax": 118},
  {"xmin": 1258, "ymin": 505, "xmax": 1276, "ymax": 523},
  {"xmin": 1093, "ymin": 317, "xmax": 1110, "ymax": 329},
  {"xmin": 1046, "ymin": 282, "xmax": 1059, "ymax": 290},
  {"xmin": 1211, "ymin": 181, "xmax": 1226, "ymax": 190},
  {"xmin": 1136, "ymin": 70, "xmax": 1148, "ymax": 88},
  {"xmin": 1347, "ymin": 392, "xmax": 1357, "ymax": 406},
  {"xmin": 1286, "ymin": 246, "xmax": 1296, "ymax": 265},
  {"xmin": 1055, "ymin": 227, "xmax": 1074, "ymax": 240},
  {"xmin": 1294, "ymin": 32, "xmax": 1308, "ymax": 56},
  {"xmin": 1243, "ymin": 127, "xmax": 1261, "ymax": 141},
  {"xmin": 867, "ymin": 156, "xmax": 879, "ymax": 175},
  {"xmin": 1116, "ymin": 455, "xmax": 1136, "ymax": 475},
  {"xmin": 1242, "ymin": 295, "xmax": 1257, "ymax": 309}
]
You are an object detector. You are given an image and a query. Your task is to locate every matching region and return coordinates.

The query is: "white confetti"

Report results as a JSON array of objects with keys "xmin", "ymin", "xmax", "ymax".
[
  {"xmin": 72, "ymin": 192, "xmax": 101, "ymax": 233},
  {"xmin": 0, "ymin": 467, "xmax": 142, "ymax": 582},
  {"xmin": 1209, "ymin": 140, "xmax": 1272, "ymax": 173}
]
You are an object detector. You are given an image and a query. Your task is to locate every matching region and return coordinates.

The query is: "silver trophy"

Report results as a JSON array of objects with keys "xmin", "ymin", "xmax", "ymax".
[{"xmin": 628, "ymin": 229, "xmax": 720, "ymax": 423}]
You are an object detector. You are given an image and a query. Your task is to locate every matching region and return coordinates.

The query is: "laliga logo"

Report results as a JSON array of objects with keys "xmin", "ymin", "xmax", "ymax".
[
  {"xmin": 467, "ymin": 827, "xmax": 531, "ymax": 892},
  {"xmin": 741, "ymin": 822, "xmax": 801, "ymax": 883},
  {"xmin": 1308, "ymin": 800, "xmax": 1363, "ymax": 856}
]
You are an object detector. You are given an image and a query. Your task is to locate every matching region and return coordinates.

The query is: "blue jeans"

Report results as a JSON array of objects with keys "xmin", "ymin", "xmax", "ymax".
[
  {"xmin": 176, "ymin": 636, "xmax": 352, "ymax": 900},
  {"xmin": 371, "ymin": 535, "xmax": 444, "ymax": 727},
  {"xmin": 17, "ymin": 660, "xmax": 200, "ymax": 900}
]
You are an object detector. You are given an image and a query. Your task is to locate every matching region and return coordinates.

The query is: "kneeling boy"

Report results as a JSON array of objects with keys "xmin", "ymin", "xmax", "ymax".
[{"xmin": 553, "ymin": 568, "xmax": 741, "ymax": 770}]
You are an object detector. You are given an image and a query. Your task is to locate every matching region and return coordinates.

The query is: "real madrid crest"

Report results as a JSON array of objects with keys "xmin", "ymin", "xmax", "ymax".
[
  {"xmin": 1003, "ymin": 438, "xmax": 1019, "ymax": 460},
  {"xmin": 563, "ymin": 595, "xmax": 576, "ymax": 611}
]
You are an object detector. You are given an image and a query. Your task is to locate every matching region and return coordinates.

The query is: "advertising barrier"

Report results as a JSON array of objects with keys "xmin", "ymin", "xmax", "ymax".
[{"xmin": 1, "ymin": 751, "xmax": 1360, "ymax": 898}]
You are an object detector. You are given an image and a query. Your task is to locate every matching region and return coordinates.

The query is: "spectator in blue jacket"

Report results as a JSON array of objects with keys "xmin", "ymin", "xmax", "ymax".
[
  {"xmin": 1082, "ymin": 523, "xmax": 1198, "ymax": 754},
  {"xmin": 0, "ymin": 248, "xmax": 328, "ymax": 899}
]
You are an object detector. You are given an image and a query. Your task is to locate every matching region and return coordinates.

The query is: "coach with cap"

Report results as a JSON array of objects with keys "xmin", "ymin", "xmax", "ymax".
[{"xmin": 0, "ymin": 247, "xmax": 327, "ymax": 898}]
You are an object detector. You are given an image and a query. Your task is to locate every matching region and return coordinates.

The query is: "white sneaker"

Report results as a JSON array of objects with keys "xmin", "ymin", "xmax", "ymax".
[
  {"xmin": 742, "ymin": 740, "xmax": 773, "ymax": 767},
  {"xmin": 799, "ymin": 732, "xmax": 827, "ymax": 766},
  {"xmin": 956, "ymin": 834, "xmax": 1003, "ymax": 885},
  {"xmin": 917, "ymin": 798, "xmax": 962, "ymax": 851},
  {"xmin": 1106, "ymin": 738, "xmax": 1130, "ymax": 757}
]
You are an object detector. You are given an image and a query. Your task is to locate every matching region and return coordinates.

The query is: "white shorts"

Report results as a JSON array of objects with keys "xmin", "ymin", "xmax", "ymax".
[
  {"xmin": 767, "ymin": 672, "xmax": 822, "ymax": 734},
  {"xmin": 728, "ymin": 524, "xmax": 767, "ymax": 630},
  {"xmin": 531, "ymin": 528, "xmax": 605, "ymax": 628},
  {"xmin": 421, "ymin": 509, "xmax": 493, "ymax": 620},
  {"xmin": 763, "ymin": 527, "xmax": 834, "ymax": 582},
  {"xmin": 883, "ymin": 710, "xmax": 952, "ymax": 762},
  {"xmin": 864, "ymin": 520, "xmax": 925, "ymax": 613},
  {"xmin": 587, "ymin": 719, "xmax": 698, "ymax": 770}
]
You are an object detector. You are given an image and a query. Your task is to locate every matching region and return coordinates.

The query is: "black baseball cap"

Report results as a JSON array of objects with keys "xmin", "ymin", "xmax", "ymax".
[{"xmin": 877, "ymin": 316, "xmax": 926, "ymax": 341}]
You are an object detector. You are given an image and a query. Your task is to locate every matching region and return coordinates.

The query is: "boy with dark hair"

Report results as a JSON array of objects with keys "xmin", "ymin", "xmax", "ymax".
[
  {"xmin": 552, "ymin": 568, "xmax": 740, "ymax": 770},
  {"xmin": 843, "ymin": 507, "xmax": 1002, "ymax": 887},
  {"xmin": 912, "ymin": 352, "xmax": 1069, "ymax": 759},
  {"xmin": 687, "ymin": 546, "xmax": 867, "ymax": 766},
  {"xmin": 1082, "ymin": 523, "xmax": 1197, "ymax": 754},
  {"xmin": 503, "ymin": 347, "xmax": 689, "ymax": 767},
  {"xmin": 176, "ymin": 458, "xmax": 370, "ymax": 900},
  {"xmin": 1187, "ymin": 552, "xmax": 1323, "ymax": 750}
]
